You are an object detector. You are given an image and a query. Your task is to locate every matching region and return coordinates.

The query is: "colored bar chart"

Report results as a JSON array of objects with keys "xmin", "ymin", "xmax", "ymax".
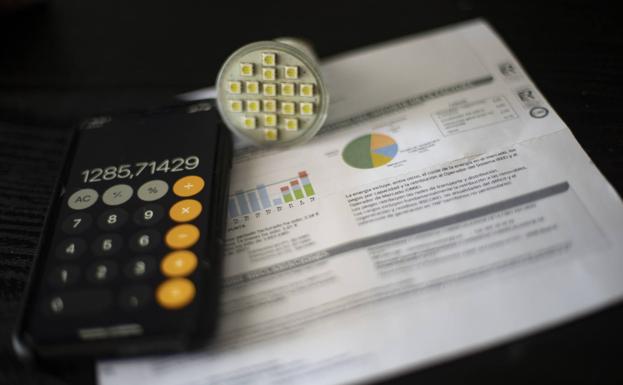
[
  {"xmin": 281, "ymin": 186, "xmax": 294, "ymax": 203},
  {"xmin": 258, "ymin": 184, "xmax": 271, "ymax": 209},
  {"xmin": 228, "ymin": 198, "xmax": 239, "ymax": 218},
  {"xmin": 247, "ymin": 191, "xmax": 261, "ymax": 212},
  {"xmin": 299, "ymin": 171, "xmax": 315, "ymax": 196},
  {"xmin": 290, "ymin": 180, "xmax": 304, "ymax": 200},
  {"xmin": 235, "ymin": 191, "xmax": 250, "ymax": 215},
  {"xmin": 228, "ymin": 171, "xmax": 317, "ymax": 218}
]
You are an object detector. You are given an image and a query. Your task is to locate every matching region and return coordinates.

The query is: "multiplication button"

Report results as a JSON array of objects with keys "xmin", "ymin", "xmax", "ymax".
[
  {"xmin": 102, "ymin": 184, "xmax": 133, "ymax": 206},
  {"xmin": 67, "ymin": 188, "xmax": 98, "ymax": 210},
  {"xmin": 169, "ymin": 199, "xmax": 202, "ymax": 222},
  {"xmin": 137, "ymin": 180, "xmax": 168, "ymax": 202}
]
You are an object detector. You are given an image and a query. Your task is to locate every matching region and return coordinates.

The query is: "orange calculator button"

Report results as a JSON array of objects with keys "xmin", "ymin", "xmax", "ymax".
[
  {"xmin": 161, "ymin": 250, "xmax": 198, "ymax": 277},
  {"xmin": 165, "ymin": 224, "xmax": 200, "ymax": 249},
  {"xmin": 173, "ymin": 176, "xmax": 205, "ymax": 197},
  {"xmin": 156, "ymin": 278, "xmax": 196, "ymax": 309},
  {"xmin": 169, "ymin": 199, "xmax": 202, "ymax": 222}
]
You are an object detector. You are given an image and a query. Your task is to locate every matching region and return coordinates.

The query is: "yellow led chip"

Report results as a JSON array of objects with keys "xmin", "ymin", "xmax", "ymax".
[
  {"xmin": 262, "ymin": 67, "xmax": 276, "ymax": 81},
  {"xmin": 285, "ymin": 66, "xmax": 298, "ymax": 79},
  {"xmin": 263, "ymin": 83, "xmax": 276, "ymax": 96},
  {"xmin": 263, "ymin": 99, "xmax": 277, "ymax": 112},
  {"xmin": 245, "ymin": 81, "xmax": 259, "ymax": 94},
  {"xmin": 228, "ymin": 100, "xmax": 243, "ymax": 112},
  {"xmin": 300, "ymin": 83, "xmax": 314, "ymax": 97},
  {"xmin": 242, "ymin": 116, "xmax": 256, "ymax": 129},
  {"xmin": 281, "ymin": 102, "xmax": 295, "ymax": 115},
  {"xmin": 240, "ymin": 63, "xmax": 254, "ymax": 76},
  {"xmin": 264, "ymin": 128, "xmax": 278, "ymax": 141},
  {"xmin": 264, "ymin": 114, "xmax": 277, "ymax": 127},
  {"xmin": 246, "ymin": 100, "xmax": 260, "ymax": 113},
  {"xmin": 300, "ymin": 102, "xmax": 314, "ymax": 115},
  {"xmin": 262, "ymin": 52, "xmax": 276, "ymax": 66},
  {"xmin": 228, "ymin": 81, "xmax": 241, "ymax": 94},
  {"xmin": 284, "ymin": 118, "xmax": 298, "ymax": 131},
  {"xmin": 281, "ymin": 83, "xmax": 295, "ymax": 96},
  {"xmin": 216, "ymin": 39, "xmax": 329, "ymax": 147}
]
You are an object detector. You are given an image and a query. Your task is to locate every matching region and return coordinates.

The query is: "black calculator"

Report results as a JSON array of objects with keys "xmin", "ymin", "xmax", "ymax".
[{"xmin": 13, "ymin": 102, "xmax": 232, "ymax": 360}]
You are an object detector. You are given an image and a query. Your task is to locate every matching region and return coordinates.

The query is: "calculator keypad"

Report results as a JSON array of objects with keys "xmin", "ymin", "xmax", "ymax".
[{"xmin": 46, "ymin": 176, "xmax": 206, "ymax": 318}]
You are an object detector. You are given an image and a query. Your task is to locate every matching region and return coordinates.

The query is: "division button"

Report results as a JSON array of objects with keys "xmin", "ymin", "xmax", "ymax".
[
  {"xmin": 102, "ymin": 184, "xmax": 133, "ymax": 206},
  {"xmin": 48, "ymin": 265, "xmax": 80, "ymax": 288},
  {"xmin": 137, "ymin": 180, "xmax": 169, "ymax": 202},
  {"xmin": 156, "ymin": 278, "xmax": 196, "ymax": 309},
  {"xmin": 67, "ymin": 188, "xmax": 99, "ymax": 210},
  {"xmin": 169, "ymin": 199, "xmax": 202, "ymax": 222},
  {"xmin": 173, "ymin": 175, "xmax": 205, "ymax": 197},
  {"xmin": 61, "ymin": 212, "xmax": 93, "ymax": 234},
  {"xmin": 92, "ymin": 234, "xmax": 123, "ymax": 256},
  {"xmin": 97, "ymin": 208, "xmax": 129, "ymax": 230},
  {"xmin": 56, "ymin": 238, "xmax": 87, "ymax": 260},
  {"xmin": 129, "ymin": 229, "xmax": 160, "ymax": 253},
  {"xmin": 161, "ymin": 250, "xmax": 198, "ymax": 277},
  {"xmin": 165, "ymin": 224, "xmax": 200, "ymax": 249},
  {"xmin": 133, "ymin": 204, "xmax": 164, "ymax": 226},
  {"xmin": 119, "ymin": 285, "xmax": 152, "ymax": 310},
  {"xmin": 86, "ymin": 260, "xmax": 118, "ymax": 283}
]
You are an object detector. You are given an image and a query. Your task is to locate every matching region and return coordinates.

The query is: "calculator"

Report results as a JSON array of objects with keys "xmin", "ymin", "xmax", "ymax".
[{"xmin": 13, "ymin": 102, "xmax": 232, "ymax": 360}]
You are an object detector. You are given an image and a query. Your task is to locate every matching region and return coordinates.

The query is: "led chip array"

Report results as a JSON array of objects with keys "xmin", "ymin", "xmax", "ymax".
[{"xmin": 217, "ymin": 40, "xmax": 328, "ymax": 146}]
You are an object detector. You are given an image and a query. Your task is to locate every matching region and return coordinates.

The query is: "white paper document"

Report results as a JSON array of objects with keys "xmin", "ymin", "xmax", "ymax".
[{"xmin": 99, "ymin": 20, "xmax": 623, "ymax": 385}]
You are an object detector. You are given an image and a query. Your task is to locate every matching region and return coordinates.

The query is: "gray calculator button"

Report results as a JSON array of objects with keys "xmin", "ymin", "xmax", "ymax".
[
  {"xmin": 102, "ymin": 184, "xmax": 133, "ymax": 206},
  {"xmin": 67, "ymin": 188, "xmax": 98, "ymax": 210},
  {"xmin": 137, "ymin": 180, "xmax": 168, "ymax": 202}
]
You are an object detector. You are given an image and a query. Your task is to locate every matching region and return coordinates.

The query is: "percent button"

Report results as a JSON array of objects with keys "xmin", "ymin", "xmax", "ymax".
[{"xmin": 137, "ymin": 180, "xmax": 169, "ymax": 202}]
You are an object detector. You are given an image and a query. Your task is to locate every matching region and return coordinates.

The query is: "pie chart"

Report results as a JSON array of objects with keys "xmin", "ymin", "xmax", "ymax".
[{"xmin": 342, "ymin": 133, "xmax": 398, "ymax": 169}]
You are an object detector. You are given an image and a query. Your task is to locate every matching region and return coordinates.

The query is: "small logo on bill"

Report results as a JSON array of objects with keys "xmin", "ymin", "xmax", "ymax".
[
  {"xmin": 499, "ymin": 62, "xmax": 518, "ymax": 77},
  {"xmin": 530, "ymin": 106, "xmax": 549, "ymax": 119},
  {"xmin": 517, "ymin": 88, "xmax": 537, "ymax": 104}
]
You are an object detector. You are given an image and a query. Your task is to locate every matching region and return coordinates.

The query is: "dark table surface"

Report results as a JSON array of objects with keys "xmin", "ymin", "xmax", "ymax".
[{"xmin": 1, "ymin": 1, "xmax": 622, "ymax": 384}]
